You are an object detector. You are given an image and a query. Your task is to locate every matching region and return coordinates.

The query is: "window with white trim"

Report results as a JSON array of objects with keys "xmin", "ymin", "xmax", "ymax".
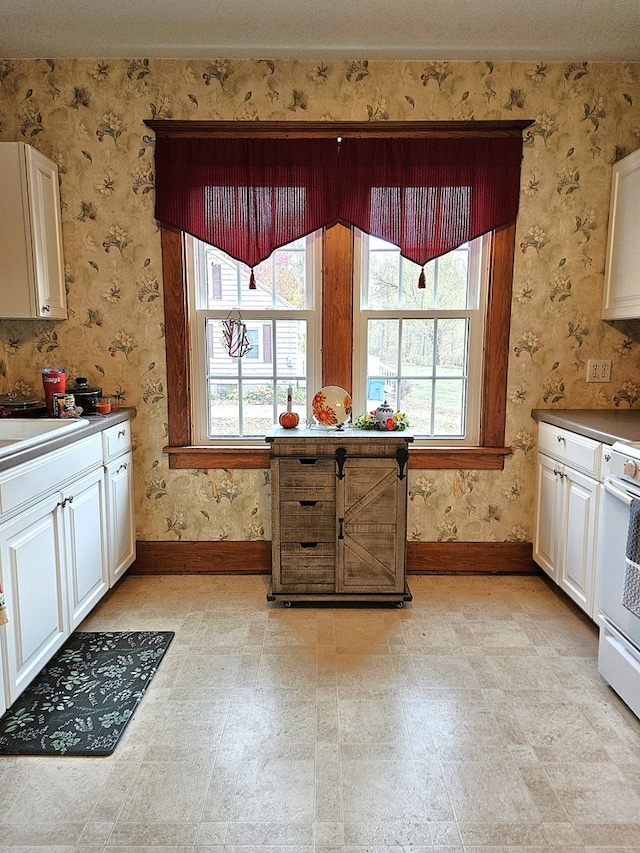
[
  {"xmin": 353, "ymin": 232, "xmax": 489, "ymax": 445},
  {"xmin": 187, "ymin": 233, "xmax": 321, "ymax": 444},
  {"xmin": 189, "ymin": 228, "xmax": 488, "ymax": 447}
]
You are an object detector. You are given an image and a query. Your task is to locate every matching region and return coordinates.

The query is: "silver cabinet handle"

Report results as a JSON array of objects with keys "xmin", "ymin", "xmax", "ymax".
[{"xmin": 41, "ymin": 304, "xmax": 51, "ymax": 313}]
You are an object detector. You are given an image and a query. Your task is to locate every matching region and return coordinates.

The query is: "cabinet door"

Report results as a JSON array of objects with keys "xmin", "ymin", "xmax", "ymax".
[
  {"xmin": 533, "ymin": 452, "xmax": 562, "ymax": 581},
  {"xmin": 559, "ymin": 467, "xmax": 599, "ymax": 616},
  {"xmin": 602, "ymin": 147, "xmax": 640, "ymax": 320},
  {"xmin": 0, "ymin": 643, "xmax": 6, "ymax": 717},
  {"xmin": 24, "ymin": 145, "xmax": 67, "ymax": 319},
  {"xmin": 0, "ymin": 493, "xmax": 68, "ymax": 705},
  {"xmin": 105, "ymin": 451, "xmax": 136, "ymax": 586},
  {"xmin": 336, "ymin": 457, "xmax": 406, "ymax": 593},
  {"xmin": 64, "ymin": 466, "xmax": 109, "ymax": 630}
]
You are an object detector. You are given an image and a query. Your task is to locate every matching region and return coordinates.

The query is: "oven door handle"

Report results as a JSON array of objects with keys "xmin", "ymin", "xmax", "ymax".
[{"xmin": 604, "ymin": 477, "xmax": 639, "ymax": 505}]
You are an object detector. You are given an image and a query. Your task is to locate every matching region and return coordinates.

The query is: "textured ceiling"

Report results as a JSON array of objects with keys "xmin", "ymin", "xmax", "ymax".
[{"xmin": 1, "ymin": 0, "xmax": 639, "ymax": 61}]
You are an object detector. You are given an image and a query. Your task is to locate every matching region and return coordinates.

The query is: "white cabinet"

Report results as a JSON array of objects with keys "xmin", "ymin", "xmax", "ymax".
[
  {"xmin": 0, "ymin": 433, "xmax": 108, "ymax": 706},
  {"xmin": 64, "ymin": 465, "xmax": 109, "ymax": 630},
  {"xmin": 0, "ymin": 141, "xmax": 67, "ymax": 319},
  {"xmin": 602, "ymin": 147, "xmax": 640, "ymax": 320},
  {"xmin": 102, "ymin": 421, "xmax": 136, "ymax": 585},
  {"xmin": 533, "ymin": 423, "xmax": 603, "ymax": 618},
  {"xmin": 0, "ymin": 492, "xmax": 68, "ymax": 705}
]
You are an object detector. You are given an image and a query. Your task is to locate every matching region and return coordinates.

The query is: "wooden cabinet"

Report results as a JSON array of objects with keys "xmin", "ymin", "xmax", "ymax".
[
  {"xmin": 602, "ymin": 146, "xmax": 640, "ymax": 320},
  {"xmin": 533, "ymin": 422, "xmax": 603, "ymax": 617},
  {"xmin": 267, "ymin": 428, "xmax": 412, "ymax": 606},
  {"xmin": 102, "ymin": 421, "xmax": 136, "ymax": 585},
  {"xmin": 0, "ymin": 141, "xmax": 67, "ymax": 319}
]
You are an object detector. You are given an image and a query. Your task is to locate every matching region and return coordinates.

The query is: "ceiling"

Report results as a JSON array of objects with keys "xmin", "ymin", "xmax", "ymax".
[{"xmin": 2, "ymin": 0, "xmax": 639, "ymax": 62}]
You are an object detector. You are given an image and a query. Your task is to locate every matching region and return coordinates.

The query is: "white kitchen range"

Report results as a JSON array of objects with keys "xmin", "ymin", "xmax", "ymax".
[{"xmin": 599, "ymin": 440, "xmax": 640, "ymax": 718}]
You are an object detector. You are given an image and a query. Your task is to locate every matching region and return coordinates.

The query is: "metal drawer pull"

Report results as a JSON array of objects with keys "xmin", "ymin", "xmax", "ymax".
[
  {"xmin": 300, "ymin": 542, "xmax": 319, "ymax": 548},
  {"xmin": 117, "ymin": 462, "xmax": 128, "ymax": 474},
  {"xmin": 299, "ymin": 500, "xmax": 317, "ymax": 507},
  {"xmin": 299, "ymin": 458, "xmax": 318, "ymax": 465},
  {"xmin": 338, "ymin": 517, "xmax": 344, "ymax": 539},
  {"xmin": 118, "ymin": 429, "xmax": 126, "ymax": 438}
]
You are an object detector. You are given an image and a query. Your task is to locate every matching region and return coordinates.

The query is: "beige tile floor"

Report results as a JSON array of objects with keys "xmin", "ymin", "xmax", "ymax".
[{"xmin": 1, "ymin": 572, "xmax": 640, "ymax": 852}]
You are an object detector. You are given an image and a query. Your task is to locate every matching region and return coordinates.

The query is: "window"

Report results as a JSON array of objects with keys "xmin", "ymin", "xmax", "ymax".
[
  {"xmin": 354, "ymin": 232, "xmax": 489, "ymax": 445},
  {"xmin": 189, "ymin": 229, "xmax": 489, "ymax": 447},
  {"xmin": 188, "ymin": 234, "xmax": 321, "ymax": 444},
  {"xmin": 152, "ymin": 120, "xmax": 525, "ymax": 470}
]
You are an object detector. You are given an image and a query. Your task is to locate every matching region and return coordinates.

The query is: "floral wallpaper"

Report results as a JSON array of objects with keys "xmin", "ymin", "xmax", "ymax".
[{"xmin": 0, "ymin": 58, "xmax": 639, "ymax": 547}]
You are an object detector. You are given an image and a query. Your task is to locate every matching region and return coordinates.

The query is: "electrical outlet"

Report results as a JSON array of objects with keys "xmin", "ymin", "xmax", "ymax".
[{"xmin": 586, "ymin": 359, "xmax": 612, "ymax": 382}]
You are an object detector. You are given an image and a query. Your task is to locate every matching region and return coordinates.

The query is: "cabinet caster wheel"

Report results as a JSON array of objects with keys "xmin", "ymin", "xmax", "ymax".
[
  {"xmin": 395, "ymin": 601, "xmax": 404, "ymax": 608},
  {"xmin": 283, "ymin": 600, "xmax": 292, "ymax": 607}
]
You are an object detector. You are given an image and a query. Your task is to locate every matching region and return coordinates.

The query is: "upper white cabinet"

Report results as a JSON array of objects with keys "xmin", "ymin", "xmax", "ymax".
[
  {"xmin": 602, "ymin": 147, "xmax": 640, "ymax": 320},
  {"xmin": 0, "ymin": 141, "xmax": 67, "ymax": 319}
]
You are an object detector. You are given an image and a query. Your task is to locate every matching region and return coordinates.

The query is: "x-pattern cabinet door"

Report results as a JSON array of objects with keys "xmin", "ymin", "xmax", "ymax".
[{"xmin": 336, "ymin": 456, "xmax": 407, "ymax": 594}]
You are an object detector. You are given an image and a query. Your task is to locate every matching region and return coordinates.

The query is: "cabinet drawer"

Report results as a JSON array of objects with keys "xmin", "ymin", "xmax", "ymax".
[
  {"xmin": 279, "ymin": 542, "xmax": 335, "ymax": 589},
  {"xmin": 537, "ymin": 422, "xmax": 601, "ymax": 476},
  {"xmin": 276, "ymin": 459, "xmax": 335, "ymax": 501},
  {"xmin": 102, "ymin": 420, "xmax": 132, "ymax": 462},
  {"xmin": 0, "ymin": 434, "xmax": 102, "ymax": 516},
  {"xmin": 280, "ymin": 500, "xmax": 335, "ymax": 541}
]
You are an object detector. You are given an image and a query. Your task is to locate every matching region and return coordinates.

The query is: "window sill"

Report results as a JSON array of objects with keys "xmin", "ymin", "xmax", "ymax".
[{"xmin": 164, "ymin": 444, "xmax": 513, "ymax": 470}]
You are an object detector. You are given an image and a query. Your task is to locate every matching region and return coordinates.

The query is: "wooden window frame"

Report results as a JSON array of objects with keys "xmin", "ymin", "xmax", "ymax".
[{"xmin": 150, "ymin": 120, "xmax": 528, "ymax": 471}]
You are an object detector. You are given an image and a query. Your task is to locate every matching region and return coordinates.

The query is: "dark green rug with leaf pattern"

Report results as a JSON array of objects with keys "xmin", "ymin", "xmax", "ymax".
[{"xmin": 0, "ymin": 631, "xmax": 174, "ymax": 756}]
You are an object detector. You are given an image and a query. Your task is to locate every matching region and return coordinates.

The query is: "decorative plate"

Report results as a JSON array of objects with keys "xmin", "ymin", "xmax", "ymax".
[{"xmin": 312, "ymin": 386, "xmax": 352, "ymax": 427}]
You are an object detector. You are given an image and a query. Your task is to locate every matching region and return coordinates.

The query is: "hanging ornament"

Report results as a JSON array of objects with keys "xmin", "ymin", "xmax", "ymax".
[
  {"xmin": 249, "ymin": 269, "xmax": 257, "ymax": 290},
  {"xmin": 418, "ymin": 266, "xmax": 426, "ymax": 289},
  {"xmin": 221, "ymin": 311, "xmax": 254, "ymax": 358}
]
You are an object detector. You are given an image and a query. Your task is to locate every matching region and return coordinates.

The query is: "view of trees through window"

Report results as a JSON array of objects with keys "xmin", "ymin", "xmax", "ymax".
[{"xmin": 362, "ymin": 235, "xmax": 484, "ymax": 438}]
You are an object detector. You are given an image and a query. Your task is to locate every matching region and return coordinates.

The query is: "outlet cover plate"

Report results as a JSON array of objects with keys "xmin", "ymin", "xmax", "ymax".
[{"xmin": 587, "ymin": 359, "xmax": 611, "ymax": 382}]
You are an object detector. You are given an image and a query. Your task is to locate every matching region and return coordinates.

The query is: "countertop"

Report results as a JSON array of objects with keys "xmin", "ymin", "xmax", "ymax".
[
  {"xmin": 531, "ymin": 408, "xmax": 640, "ymax": 445},
  {"xmin": 0, "ymin": 408, "xmax": 135, "ymax": 473}
]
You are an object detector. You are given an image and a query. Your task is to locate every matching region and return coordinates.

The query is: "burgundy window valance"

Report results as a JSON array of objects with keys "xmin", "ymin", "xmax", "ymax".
[{"xmin": 151, "ymin": 124, "xmax": 526, "ymax": 279}]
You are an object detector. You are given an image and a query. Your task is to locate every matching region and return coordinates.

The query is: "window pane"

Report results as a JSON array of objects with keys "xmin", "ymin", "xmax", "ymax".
[
  {"xmin": 400, "ymin": 379, "xmax": 432, "ymax": 434},
  {"xmin": 201, "ymin": 237, "xmax": 308, "ymax": 311},
  {"xmin": 433, "ymin": 379, "xmax": 465, "ymax": 435},
  {"xmin": 367, "ymin": 377, "xmax": 397, "ymax": 411},
  {"xmin": 435, "ymin": 318, "xmax": 468, "ymax": 376},
  {"xmin": 368, "ymin": 246, "xmax": 400, "ymax": 309},
  {"xmin": 205, "ymin": 319, "xmax": 240, "ymax": 377},
  {"xmin": 275, "ymin": 319, "xmax": 307, "ymax": 378},
  {"xmin": 262, "ymin": 239, "xmax": 305, "ymax": 307},
  {"xmin": 208, "ymin": 380, "xmax": 240, "ymax": 436},
  {"xmin": 436, "ymin": 247, "xmax": 470, "ymax": 309},
  {"xmin": 359, "ymin": 233, "xmax": 484, "ymax": 442},
  {"xmin": 278, "ymin": 379, "xmax": 307, "ymax": 422},
  {"xmin": 204, "ymin": 316, "xmax": 310, "ymax": 437},
  {"xmin": 241, "ymin": 382, "xmax": 278, "ymax": 436},
  {"xmin": 401, "ymin": 319, "xmax": 434, "ymax": 376},
  {"xmin": 367, "ymin": 318, "xmax": 399, "ymax": 379}
]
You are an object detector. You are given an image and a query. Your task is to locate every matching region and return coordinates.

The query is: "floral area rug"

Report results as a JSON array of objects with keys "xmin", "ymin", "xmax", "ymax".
[{"xmin": 0, "ymin": 631, "xmax": 174, "ymax": 756}]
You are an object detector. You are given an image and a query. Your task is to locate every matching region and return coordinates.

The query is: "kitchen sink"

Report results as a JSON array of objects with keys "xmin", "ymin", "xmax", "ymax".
[{"xmin": 0, "ymin": 417, "xmax": 88, "ymax": 459}]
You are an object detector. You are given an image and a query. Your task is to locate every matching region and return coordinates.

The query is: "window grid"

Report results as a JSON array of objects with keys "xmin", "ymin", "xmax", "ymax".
[{"xmin": 356, "ymin": 233, "xmax": 485, "ymax": 445}]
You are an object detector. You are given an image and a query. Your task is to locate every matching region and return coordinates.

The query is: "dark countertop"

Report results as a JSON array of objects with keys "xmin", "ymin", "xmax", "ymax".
[
  {"xmin": 531, "ymin": 408, "xmax": 640, "ymax": 445},
  {"xmin": 0, "ymin": 408, "xmax": 136, "ymax": 473}
]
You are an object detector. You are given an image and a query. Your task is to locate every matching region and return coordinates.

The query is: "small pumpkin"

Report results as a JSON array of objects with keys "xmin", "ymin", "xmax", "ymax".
[{"xmin": 279, "ymin": 411, "xmax": 300, "ymax": 429}]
